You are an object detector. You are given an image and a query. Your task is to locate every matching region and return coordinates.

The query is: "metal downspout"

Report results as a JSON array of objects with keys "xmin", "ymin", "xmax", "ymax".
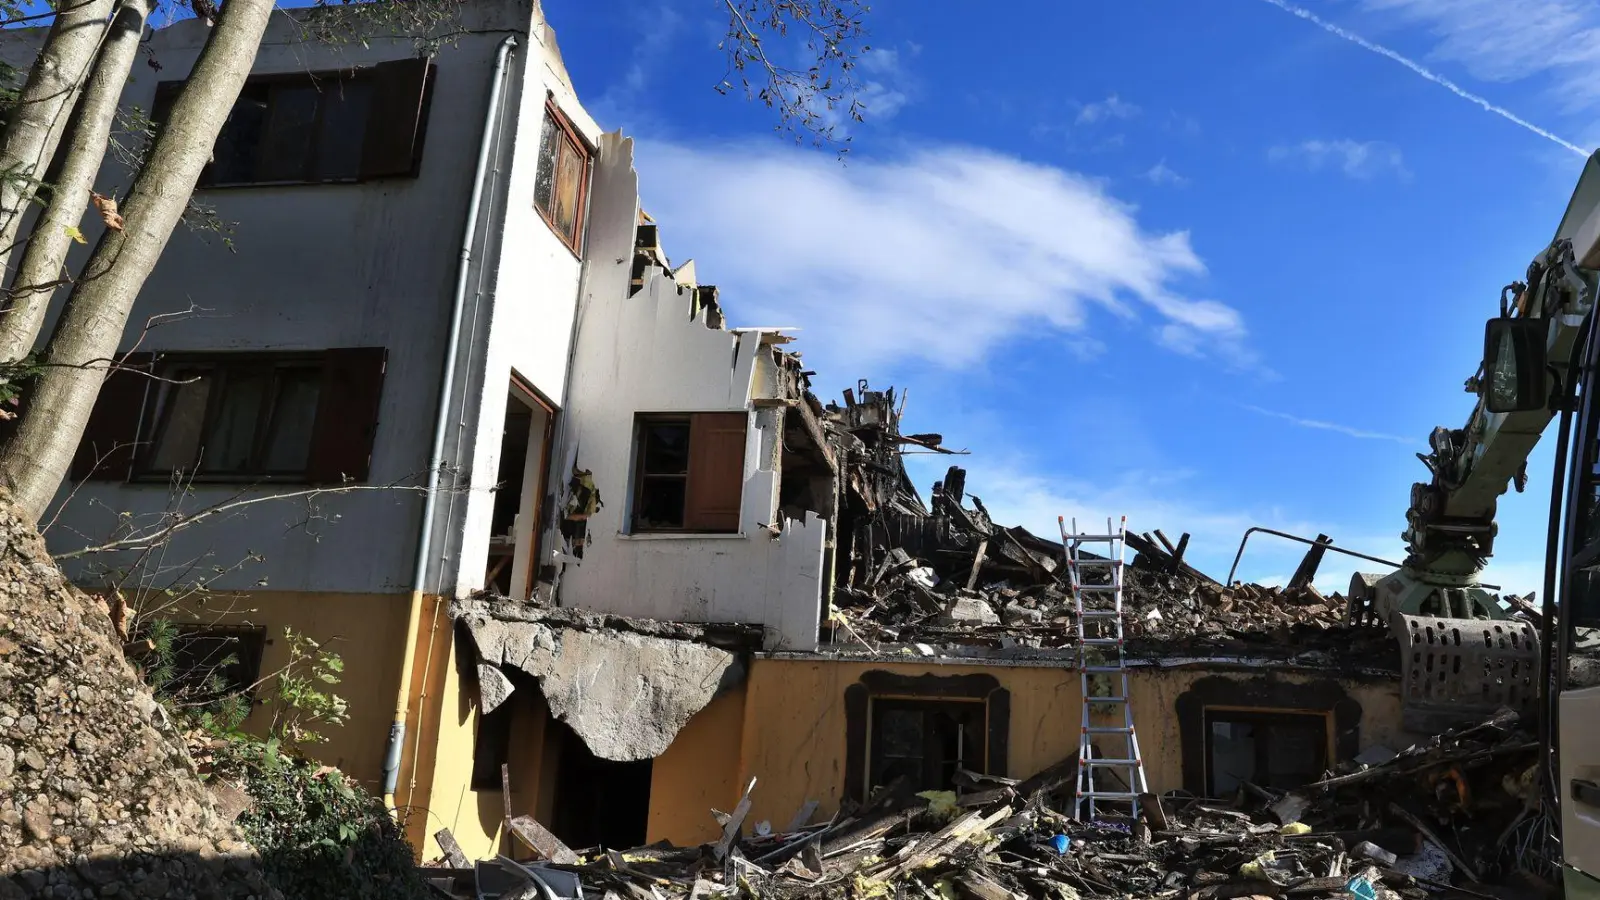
[{"xmin": 384, "ymin": 34, "xmax": 518, "ymax": 810}]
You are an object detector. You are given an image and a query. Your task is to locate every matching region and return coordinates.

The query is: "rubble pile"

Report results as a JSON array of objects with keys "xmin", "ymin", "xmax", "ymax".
[
  {"xmin": 818, "ymin": 383, "xmax": 1374, "ymax": 654},
  {"xmin": 425, "ymin": 711, "xmax": 1546, "ymax": 900},
  {"xmin": 0, "ymin": 496, "xmax": 279, "ymax": 899}
]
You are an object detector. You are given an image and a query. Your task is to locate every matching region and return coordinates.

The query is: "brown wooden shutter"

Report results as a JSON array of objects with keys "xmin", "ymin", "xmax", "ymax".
[
  {"xmin": 359, "ymin": 58, "xmax": 435, "ymax": 180},
  {"xmin": 684, "ymin": 412, "xmax": 747, "ymax": 533},
  {"xmin": 70, "ymin": 352, "xmax": 154, "ymax": 482},
  {"xmin": 307, "ymin": 347, "xmax": 386, "ymax": 484}
]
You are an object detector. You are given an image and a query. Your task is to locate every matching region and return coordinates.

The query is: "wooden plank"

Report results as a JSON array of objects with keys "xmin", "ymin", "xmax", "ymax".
[
  {"xmin": 786, "ymin": 800, "xmax": 820, "ymax": 832},
  {"xmin": 965, "ymin": 539, "xmax": 989, "ymax": 591},
  {"xmin": 507, "ymin": 815, "xmax": 578, "ymax": 865},
  {"xmin": 433, "ymin": 827, "xmax": 469, "ymax": 868},
  {"xmin": 714, "ymin": 777, "xmax": 757, "ymax": 862}
]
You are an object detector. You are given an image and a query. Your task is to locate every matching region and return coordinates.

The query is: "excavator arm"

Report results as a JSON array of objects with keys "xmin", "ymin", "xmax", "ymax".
[{"xmin": 1349, "ymin": 153, "xmax": 1600, "ymax": 732}]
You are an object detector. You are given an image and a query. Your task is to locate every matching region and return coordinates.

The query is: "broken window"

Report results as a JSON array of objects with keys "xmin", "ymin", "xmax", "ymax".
[
  {"xmin": 151, "ymin": 58, "xmax": 433, "ymax": 187},
  {"xmin": 1204, "ymin": 709, "xmax": 1328, "ymax": 797},
  {"xmin": 533, "ymin": 101, "xmax": 591, "ymax": 253},
  {"xmin": 71, "ymin": 349, "xmax": 388, "ymax": 484},
  {"xmin": 630, "ymin": 413, "xmax": 747, "ymax": 533},
  {"xmin": 867, "ymin": 698, "xmax": 986, "ymax": 795}
]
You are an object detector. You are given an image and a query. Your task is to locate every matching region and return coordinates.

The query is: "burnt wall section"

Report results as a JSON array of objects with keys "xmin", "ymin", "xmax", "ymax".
[
  {"xmin": 842, "ymin": 670, "xmax": 1010, "ymax": 803},
  {"xmin": 1174, "ymin": 675, "xmax": 1361, "ymax": 796}
]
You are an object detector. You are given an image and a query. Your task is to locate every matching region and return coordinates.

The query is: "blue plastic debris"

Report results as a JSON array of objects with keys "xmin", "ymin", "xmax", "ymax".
[
  {"xmin": 1345, "ymin": 874, "xmax": 1377, "ymax": 900},
  {"xmin": 1050, "ymin": 834, "xmax": 1070, "ymax": 855}
]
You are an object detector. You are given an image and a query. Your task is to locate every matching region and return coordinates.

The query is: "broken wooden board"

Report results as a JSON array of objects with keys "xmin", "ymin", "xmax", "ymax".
[{"xmin": 506, "ymin": 815, "xmax": 578, "ymax": 865}]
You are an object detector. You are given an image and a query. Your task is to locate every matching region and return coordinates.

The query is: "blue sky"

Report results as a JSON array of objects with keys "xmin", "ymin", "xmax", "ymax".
[{"xmin": 546, "ymin": 0, "xmax": 1591, "ymax": 593}]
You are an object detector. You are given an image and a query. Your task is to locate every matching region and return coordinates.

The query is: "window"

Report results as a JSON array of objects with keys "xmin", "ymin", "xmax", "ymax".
[
  {"xmin": 72, "ymin": 348, "xmax": 387, "ymax": 484},
  {"xmin": 868, "ymin": 698, "xmax": 986, "ymax": 795},
  {"xmin": 631, "ymin": 412, "xmax": 747, "ymax": 533},
  {"xmin": 1203, "ymin": 709, "xmax": 1328, "ymax": 796},
  {"xmin": 142, "ymin": 357, "xmax": 323, "ymax": 478},
  {"xmin": 533, "ymin": 101, "xmax": 591, "ymax": 253},
  {"xmin": 844, "ymin": 671, "xmax": 1010, "ymax": 803},
  {"xmin": 158, "ymin": 624, "xmax": 266, "ymax": 705},
  {"xmin": 151, "ymin": 58, "xmax": 433, "ymax": 188}
]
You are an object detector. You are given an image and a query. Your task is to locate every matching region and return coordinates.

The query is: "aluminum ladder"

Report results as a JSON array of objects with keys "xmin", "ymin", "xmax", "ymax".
[{"xmin": 1060, "ymin": 515, "xmax": 1149, "ymax": 822}]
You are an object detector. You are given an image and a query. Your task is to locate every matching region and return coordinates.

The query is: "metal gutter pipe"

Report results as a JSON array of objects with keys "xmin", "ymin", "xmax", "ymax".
[{"xmin": 383, "ymin": 34, "xmax": 518, "ymax": 810}]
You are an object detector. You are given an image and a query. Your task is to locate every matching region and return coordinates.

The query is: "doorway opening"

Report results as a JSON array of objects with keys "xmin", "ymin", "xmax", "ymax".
[
  {"xmin": 485, "ymin": 375, "xmax": 554, "ymax": 599},
  {"xmin": 548, "ymin": 719, "xmax": 652, "ymax": 850}
]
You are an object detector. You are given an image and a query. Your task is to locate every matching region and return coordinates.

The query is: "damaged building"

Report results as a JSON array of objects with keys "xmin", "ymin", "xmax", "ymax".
[{"xmin": 15, "ymin": 0, "xmax": 1534, "ymax": 885}]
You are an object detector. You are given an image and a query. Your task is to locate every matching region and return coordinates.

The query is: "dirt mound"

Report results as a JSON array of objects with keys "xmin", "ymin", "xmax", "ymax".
[{"xmin": 0, "ymin": 496, "xmax": 278, "ymax": 899}]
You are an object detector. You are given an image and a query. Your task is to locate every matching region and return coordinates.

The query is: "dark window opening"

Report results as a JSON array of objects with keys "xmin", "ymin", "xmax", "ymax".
[
  {"xmin": 1203, "ymin": 709, "xmax": 1327, "ymax": 797},
  {"xmin": 151, "ymin": 58, "xmax": 432, "ymax": 188},
  {"xmin": 868, "ymin": 698, "xmax": 986, "ymax": 796},
  {"xmin": 488, "ymin": 400, "xmax": 532, "ymax": 596},
  {"xmin": 104, "ymin": 349, "xmax": 387, "ymax": 485},
  {"xmin": 158, "ymin": 624, "xmax": 266, "ymax": 705},
  {"xmin": 533, "ymin": 101, "xmax": 591, "ymax": 253},
  {"xmin": 548, "ymin": 719, "xmax": 651, "ymax": 850},
  {"xmin": 144, "ymin": 358, "xmax": 322, "ymax": 478},
  {"xmin": 631, "ymin": 412, "xmax": 746, "ymax": 534},
  {"xmin": 471, "ymin": 700, "xmax": 515, "ymax": 791}
]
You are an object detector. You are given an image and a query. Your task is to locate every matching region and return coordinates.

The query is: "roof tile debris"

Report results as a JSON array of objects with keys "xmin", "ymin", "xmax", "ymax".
[{"xmin": 424, "ymin": 708, "xmax": 1544, "ymax": 900}]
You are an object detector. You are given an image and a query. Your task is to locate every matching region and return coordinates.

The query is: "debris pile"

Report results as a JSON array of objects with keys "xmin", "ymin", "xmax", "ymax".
[{"xmin": 423, "ymin": 710, "xmax": 1547, "ymax": 900}]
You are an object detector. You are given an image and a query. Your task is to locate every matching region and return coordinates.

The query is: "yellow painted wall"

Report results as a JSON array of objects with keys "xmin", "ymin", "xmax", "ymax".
[
  {"xmin": 647, "ymin": 684, "xmax": 748, "ymax": 846},
  {"xmin": 726, "ymin": 659, "xmax": 1409, "ymax": 832},
  {"xmin": 129, "ymin": 589, "xmax": 412, "ymax": 792}
]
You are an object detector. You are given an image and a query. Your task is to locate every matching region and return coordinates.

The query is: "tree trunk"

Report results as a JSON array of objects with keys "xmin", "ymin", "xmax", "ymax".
[
  {"xmin": 0, "ymin": 0, "xmax": 276, "ymax": 522},
  {"xmin": 0, "ymin": 0, "xmax": 119, "ymax": 281},
  {"xmin": 0, "ymin": 0, "xmax": 153, "ymax": 365}
]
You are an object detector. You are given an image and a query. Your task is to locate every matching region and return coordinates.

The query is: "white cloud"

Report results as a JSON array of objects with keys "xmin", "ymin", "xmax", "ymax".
[
  {"xmin": 1144, "ymin": 159, "xmax": 1188, "ymax": 186},
  {"xmin": 1268, "ymin": 139, "xmax": 1409, "ymax": 179},
  {"xmin": 1243, "ymin": 404, "xmax": 1414, "ymax": 443},
  {"xmin": 1077, "ymin": 94, "xmax": 1141, "ymax": 125},
  {"xmin": 635, "ymin": 141, "xmax": 1254, "ymax": 369},
  {"xmin": 1360, "ymin": 0, "xmax": 1600, "ymax": 114}
]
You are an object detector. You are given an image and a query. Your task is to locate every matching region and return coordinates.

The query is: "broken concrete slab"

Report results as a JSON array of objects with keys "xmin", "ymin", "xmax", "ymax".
[
  {"xmin": 478, "ymin": 663, "xmax": 515, "ymax": 715},
  {"xmin": 456, "ymin": 601, "xmax": 745, "ymax": 761},
  {"xmin": 946, "ymin": 596, "xmax": 999, "ymax": 626}
]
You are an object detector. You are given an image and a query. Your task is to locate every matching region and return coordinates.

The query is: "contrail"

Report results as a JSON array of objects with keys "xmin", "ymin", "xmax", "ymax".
[{"xmin": 1256, "ymin": 0, "xmax": 1589, "ymax": 157}]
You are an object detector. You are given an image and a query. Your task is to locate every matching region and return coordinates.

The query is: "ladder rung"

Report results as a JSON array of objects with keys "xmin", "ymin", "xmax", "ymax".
[
  {"xmin": 1085, "ymin": 759, "xmax": 1139, "ymax": 766},
  {"xmin": 1076, "ymin": 791, "xmax": 1142, "ymax": 799},
  {"xmin": 1084, "ymin": 726, "xmax": 1135, "ymax": 734},
  {"xmin": 1075, "ymin": 585, "xmax": 1120, "ymax": 592},
  {"xmin": 1082, "ymin": 666, "xmax": 1127, "ymax": 673},
  {"xmin": 1081, "ymin": 638, "xmax": 1123, "ymax": 645},
  {"xmin": 1087, "ymin": 695, "xmax": 1127, "ymax": 702},
  {"xmin": 1070, "ymin": 559, "xmax": 1121, "ymax": 566},
  {"xmin": 1077, "ymin": 610, "xmax": 1122, "ymax": 618},
  {"xmin": 1067, "ymin": 535, "xmax": 1123, "ymax": 542}
]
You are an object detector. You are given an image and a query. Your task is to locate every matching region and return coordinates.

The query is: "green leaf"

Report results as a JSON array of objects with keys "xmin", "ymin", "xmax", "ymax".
[{"xmin": 63, "ymin": 224, "xmax": 85, "ymax": 244}]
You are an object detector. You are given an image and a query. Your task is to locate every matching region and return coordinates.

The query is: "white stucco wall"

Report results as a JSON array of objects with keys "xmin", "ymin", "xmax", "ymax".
[
  {"xmin": 548, "ymin": 134, "xmax": 828, "ymax": 650},
  {"xmin": 32, "ymin": 2, "xmax": 588, "ymax": 599},
  {"xmin": 446, "ymin": 15, "xmax": 600, "ymax": 599}
]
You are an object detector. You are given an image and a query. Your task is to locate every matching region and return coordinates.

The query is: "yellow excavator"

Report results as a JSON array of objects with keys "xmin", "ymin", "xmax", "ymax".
[{"xmin": 1341, "ymin": 150, "xmax": 1600, "ymax": 896}]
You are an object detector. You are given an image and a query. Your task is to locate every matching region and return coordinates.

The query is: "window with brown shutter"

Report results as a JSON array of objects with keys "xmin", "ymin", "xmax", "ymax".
[
  {"xmin": 70, "ymin": 349, "xmax": 386, "ymax": 484},
  {"xmin": 631, "ymin": 412, "xmax": 747, "ymax": 534},
  {"xmin": 533, "ymin": 101, "xmax": 591, "ymax": 254},
  {"xmin": 150, "ymin": 58, "xmax": 434, "ymax": 188}
]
